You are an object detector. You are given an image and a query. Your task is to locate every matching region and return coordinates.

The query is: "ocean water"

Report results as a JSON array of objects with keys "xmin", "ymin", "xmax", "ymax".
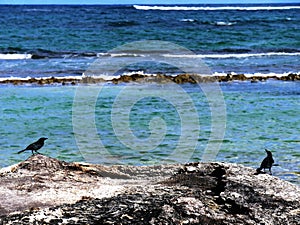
[
  {"xmin": 0, "ymin": 4, "xmax": 300, "ymax": 76},
  {"xmin": 0, "ymin": 4, "xmax": 299, "ymax": 184}
]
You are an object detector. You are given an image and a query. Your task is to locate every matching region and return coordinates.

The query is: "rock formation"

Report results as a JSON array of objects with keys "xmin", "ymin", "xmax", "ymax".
[
  {"xmin": 0, "ymin": 155, "xmax": 299, "ymax": 224},
  {"xmin": 1, "ymin": 73, "xmax": 299, "ymax": 86}
]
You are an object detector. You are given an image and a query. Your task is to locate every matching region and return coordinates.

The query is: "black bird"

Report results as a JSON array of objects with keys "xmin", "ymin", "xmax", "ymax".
[
  {"xmin": 256, "ymin": 149, "xmax": 274, "ymax": 175},
  {"xmin": 18, "ymin": 137, "xmax": 48, "ymax": 155}
]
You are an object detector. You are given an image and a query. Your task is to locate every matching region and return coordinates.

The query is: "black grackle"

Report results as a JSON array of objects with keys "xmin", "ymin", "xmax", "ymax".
[
  {"xmin": 18, "ymin": 137, "xmax": 48, "ymax": 155},
  {"xmin": 256, "ymin": 149, "xmax": 274, "ymax": 175}
]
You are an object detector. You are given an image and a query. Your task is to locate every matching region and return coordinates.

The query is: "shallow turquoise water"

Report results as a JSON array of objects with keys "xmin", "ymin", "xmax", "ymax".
[
  {"xmin": 0, "ymin": 4, "xmax": 299, "ymax": 187},
  {"xmin": 0, "ymin": 81, "xmax": 299, "ymax": 185}
]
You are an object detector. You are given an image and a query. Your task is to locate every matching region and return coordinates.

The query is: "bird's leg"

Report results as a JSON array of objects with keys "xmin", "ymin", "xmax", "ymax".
[{"xmin": 36, "ymin": 150, "xmax": 43, "ymax": 155}]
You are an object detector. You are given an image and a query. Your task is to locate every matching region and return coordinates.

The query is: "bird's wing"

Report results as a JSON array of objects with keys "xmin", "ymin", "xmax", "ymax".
[
  {"xmin": 260, "ymin": 157, "xmax": 268, "ymax": 168},
  {"xmin": 25, "ymin": 142, "xmax": 36, "ymax": 150}
]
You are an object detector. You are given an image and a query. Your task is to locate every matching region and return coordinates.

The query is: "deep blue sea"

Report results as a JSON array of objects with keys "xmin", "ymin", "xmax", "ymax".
[{"xmin": 0, "ymin": 4, "xmax": 299, "ymax": 185}]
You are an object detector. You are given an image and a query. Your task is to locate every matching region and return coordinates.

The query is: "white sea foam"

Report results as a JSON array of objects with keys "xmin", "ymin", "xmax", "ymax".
[
  {"xmin": 96, "ymin": 52, "xmax": 300, "ymax": 60},
  {"xmin": 215, "ymin": 21, "xmax": 236, "ymax": 26},
  {"xmin": 97, "ymin": 53, "xmax": 145, "ymax": 58},
  {"xmin": 0, "ymin": 53, "xmax": 32, "ymax": 60},
  {"xmin": 23, "ymin": 9, "xmax": 52, "ymax": 12},
  {"xmin": 82, "ymin": 72, "xmax": 121, "ymax": 81},
  {"xmin": 0, "ymin": 75, "xmax": 83, "ymax": 82},
  {"xmin": 212, "ymin": 71, "xmax": 300, "ymax": 78},
  {"xmin": 180, "ymin": 19, "xmax": 196, "ymax": 22},
  {"xmin": 133, "ymin": 5, "xmax": 300, "ymax": 11},
  {"xmin": 163, "ymin": 52, "xmax": 300, "ymax": 59},
  {"xmin": 82, "ymin": 71, "xmax": 156, "ymax": 81},
  {"xmin": 122, "ymin": 71, "xmax": 150, "ymax": 76},
  {"xmin": 0, "ymin": 76, "xmax": 32, "ymax": 82}
]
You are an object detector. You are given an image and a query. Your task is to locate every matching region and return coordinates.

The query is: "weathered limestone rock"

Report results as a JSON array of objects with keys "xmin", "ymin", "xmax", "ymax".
[
  {"xmin": 1, "ymin": 73, "xmax": 299, "ymax": 86},
  {"xmin": 0, "ymin": 155, "xmax": 299, "ymax": 224}
]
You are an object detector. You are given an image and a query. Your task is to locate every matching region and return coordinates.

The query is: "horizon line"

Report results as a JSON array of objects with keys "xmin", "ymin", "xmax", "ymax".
[{"xmin": 1, "ymin": 3, "xmax": 300, "ymax": 5}]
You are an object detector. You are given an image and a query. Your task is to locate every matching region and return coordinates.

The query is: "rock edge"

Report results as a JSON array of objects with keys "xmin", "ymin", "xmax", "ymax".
[
  {"xmin": 0, "ymin": 155, "xmax": 299, "ymax": 224},
  {"xmin": 1, "ymin": 73, "xmax": 299, "ymax": 86}
]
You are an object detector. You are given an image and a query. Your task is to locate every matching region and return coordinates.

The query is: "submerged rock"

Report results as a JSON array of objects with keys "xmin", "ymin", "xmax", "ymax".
[{"xmin": 0, "ymin": 155, "xmax": 299, "ymax": 224}]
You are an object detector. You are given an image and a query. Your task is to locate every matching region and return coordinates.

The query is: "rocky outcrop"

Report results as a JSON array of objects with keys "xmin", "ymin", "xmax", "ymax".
[
  {"xmin": 0, "ymin": 155, "xmax": 299, "ymax": 224},
  {"xmin": 1, "ymin": 73, "xmax": 299, "ymax": 86}
]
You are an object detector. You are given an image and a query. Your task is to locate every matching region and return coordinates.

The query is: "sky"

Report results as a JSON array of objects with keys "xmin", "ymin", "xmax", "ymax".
[{"xmin": 1, "ymin": 0, "xmax": 300, "ymax": 5}]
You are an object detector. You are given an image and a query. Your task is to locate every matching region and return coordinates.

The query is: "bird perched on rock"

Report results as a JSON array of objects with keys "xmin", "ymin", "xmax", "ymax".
[
  {"xmin": 256, "ymin": 149, "xmax": 274, "ymax": 175},
  {"xmin": 18, "ymin": 137, "xmax": 48, "ymax": 155}
]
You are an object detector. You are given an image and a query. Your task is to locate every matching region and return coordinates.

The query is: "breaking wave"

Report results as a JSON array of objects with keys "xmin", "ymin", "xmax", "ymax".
[{"xmin": 133, "ymin": 5, "xmax": 300, "ymax": 11}]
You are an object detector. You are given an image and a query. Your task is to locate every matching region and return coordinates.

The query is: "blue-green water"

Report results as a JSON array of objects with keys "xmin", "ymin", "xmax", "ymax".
[
  {"xmin": 0, "ymin": 4, "xmax": 299, "ymax": 185},
  {"xmin": 0, "ymin": 4, "xmax": 299, "ymax": 76},
  {"xmin": 0, "ymin": 81, "xmax": 299, "ymax": 184}
]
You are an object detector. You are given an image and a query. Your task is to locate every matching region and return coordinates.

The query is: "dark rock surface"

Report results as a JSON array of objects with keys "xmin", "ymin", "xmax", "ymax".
[
  {"xmin": 0, "ymin": 73, "xmax": 299, "ymax": 86},
  {"xmin": 0, "ymin": 155, "xmax": 299, "ymax": 224}
]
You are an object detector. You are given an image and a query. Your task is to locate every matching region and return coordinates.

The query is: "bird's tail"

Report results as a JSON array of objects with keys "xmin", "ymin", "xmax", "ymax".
[{"xmin": 17, "ymin": 149, "xmax": 26, "ymax": 154}]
